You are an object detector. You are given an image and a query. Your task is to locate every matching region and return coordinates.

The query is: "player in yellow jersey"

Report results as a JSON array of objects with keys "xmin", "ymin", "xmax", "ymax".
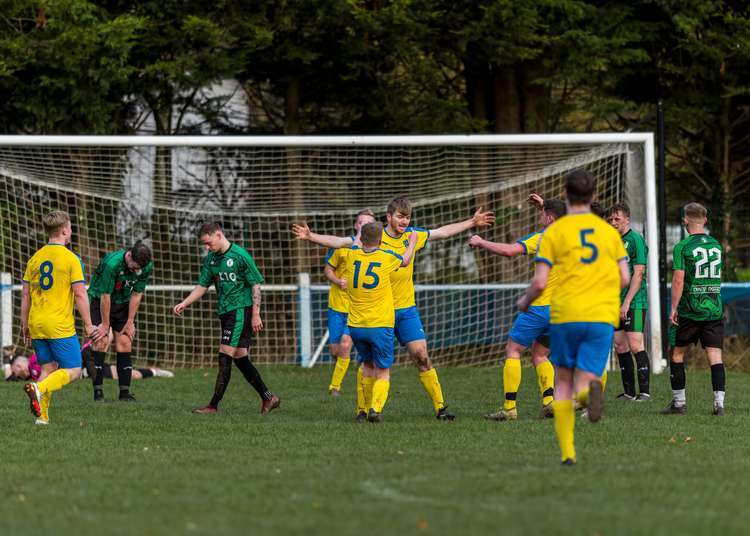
[
  {"xmin": 20, "ymin": 211, "xmax": 105, "ymax": 424},
  {"xmin": 517, "ymin": 170, "xmax": 629, "ymax": 465},
  {"xmin": 345, "ymin": 222, "xmax": 418, "ymax": 422},
  {"xmin": 324, "ymin": 210, "xmax": 376, "ymax": 397},
  {"xmin": 293, "ymin": 199, "xmax": 494, "ymax": 420},
  {"xmin": 469, "ymin": 195, "xmax": 565, "ymax": 420}
]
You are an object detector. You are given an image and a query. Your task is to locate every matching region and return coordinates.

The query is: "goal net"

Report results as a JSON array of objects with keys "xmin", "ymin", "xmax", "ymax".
[{"xmin": 0, "ymin": 135, "xmax": 661, "ymax": 370}]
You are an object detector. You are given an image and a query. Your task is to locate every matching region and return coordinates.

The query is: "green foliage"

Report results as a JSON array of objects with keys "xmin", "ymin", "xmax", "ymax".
[
  {"xmin": 2, "ymin": 0, "xmax": 750, "ymax": 267},
  {"xmin": 0, "ymin": 0, "xmax": 143, "ymax": 133}
]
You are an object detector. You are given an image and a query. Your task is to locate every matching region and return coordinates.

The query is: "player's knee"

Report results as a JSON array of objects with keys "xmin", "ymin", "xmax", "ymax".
[
  {"xmin": 505, "ymin": 341, "xmax": 523, "ymax": 359},
  {"xmin": 530, "ymin": 354, "xmax": 548, "ymax": 367},
  {"xmin": 114, "ymin": 339, "xmax": 132, "ymax": 353},
  {"xmin": 67, "ymin": 368, "xmax": 82, "ymax": 381},
  {"xmin": 340, "ymin": 339, "xmax": 353, "ymax": 356},
  {"xmin": 614, "ymin": 339, "xmax": 629, "ymax": 354}
]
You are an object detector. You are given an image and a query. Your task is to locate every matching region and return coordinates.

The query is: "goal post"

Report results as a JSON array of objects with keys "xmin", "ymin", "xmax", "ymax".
[{"xmin": 0, "ymin": 134, "xmax": 662, "ymax": 372}]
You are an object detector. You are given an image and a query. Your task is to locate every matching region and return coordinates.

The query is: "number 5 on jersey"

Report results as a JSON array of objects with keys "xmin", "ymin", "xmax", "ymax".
[{"xmin": 579, "ymin": 229, "xmax": 599, "ymax": 264}]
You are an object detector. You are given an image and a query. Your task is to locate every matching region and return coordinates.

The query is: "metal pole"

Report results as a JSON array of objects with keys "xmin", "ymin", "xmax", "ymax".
[{"xmin": 657, "ymin": 100, "xmax": 669, "ymax": 360}]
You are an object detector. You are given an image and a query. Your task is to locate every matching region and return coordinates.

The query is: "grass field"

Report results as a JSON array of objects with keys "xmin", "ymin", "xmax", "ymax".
[{"xmin": 1, "ymin": 365, "xmax": 748, "ymax": 535}]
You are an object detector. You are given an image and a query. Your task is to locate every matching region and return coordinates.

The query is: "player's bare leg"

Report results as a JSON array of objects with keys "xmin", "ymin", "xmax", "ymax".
[{"xmin": 406, "ymin": 339, "xmax": 454, "ymax": 421}]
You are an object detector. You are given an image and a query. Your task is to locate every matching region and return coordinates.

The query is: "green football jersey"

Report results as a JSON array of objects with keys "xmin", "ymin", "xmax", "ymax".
[
  {"xmin": 88, "ymin": 249, "xmax": 153, "ymax": 304},
  {"xmin": 621, "ymin": 229, "xmax": 648, "ymax": 309},
  {"xmin": 198, "ymin": 243, "xmax": 264, "ymax": 316},
  {"xmin": 672, "ymin": 233, "xmax": 723, "ymax": 321}
]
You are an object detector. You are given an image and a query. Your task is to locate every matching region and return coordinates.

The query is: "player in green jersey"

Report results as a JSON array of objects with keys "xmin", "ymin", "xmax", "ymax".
[
  {"xmin": 662, "ymin": 203, "xmax": 725, "ymax": 416},
  {"xmin": 173, "ymin": 222, "xmax": 280, "ymax": 415},
  {"xmin": 608, "ymin": 203, "xmax": 650, "ymax": 401},
  {"xmin": 86, "ymin": 242, "xmax": 153, "ymax": 402}
]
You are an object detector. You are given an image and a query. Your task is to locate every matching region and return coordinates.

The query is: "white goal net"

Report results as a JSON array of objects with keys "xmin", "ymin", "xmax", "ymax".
[{"xmin": 0, "ymin": 135, "xmax": 661, "ymax": 370}]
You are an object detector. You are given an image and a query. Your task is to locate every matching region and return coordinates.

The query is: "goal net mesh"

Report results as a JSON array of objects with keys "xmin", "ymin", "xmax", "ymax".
[{"xmin": 0, "ymin": 140, "xmax": 645, "ymax": 367}]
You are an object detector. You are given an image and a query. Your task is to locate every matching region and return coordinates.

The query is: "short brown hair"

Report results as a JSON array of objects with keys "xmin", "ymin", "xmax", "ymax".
[
  {"xmin": 683, "ymin": 202, "xmax": 708, "ymax": 222},
  {"xmin": 386, "ymin": 197, "xmax": 412, "ymax": 216},
  {"xmin": 43, "ymin": 211, "xmax": 71, "ymax": 237},
  {"xmin": 564, "ymin": 170, "xmax": 596, "ymax": 205},
  {"xmin": 360, "ymin": 222, "xmax": 383, "ymax": 247},
  {"xmin": 356, "ymin": 209, "xmax": 376, "ymax": 219},
  {"xmin": 130, "ymin": 241, "xmax": 152, "ymax": 267},
  {"xmin": 543, "ymin": 198, "xmax": 566, "ymax": 220},
  {"xmin": 198, "ymin": 222, "xmax": 223, "ymax": 237},
  {"xmin": 608, "ymin": 202, "xmax": 630, "ymax": 218}
]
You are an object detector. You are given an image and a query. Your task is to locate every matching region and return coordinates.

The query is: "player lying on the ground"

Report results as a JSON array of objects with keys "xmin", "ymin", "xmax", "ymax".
[
  {"xmin": 4, "ymin": 354, "xmax": 41, "ymax": 382},
  {"xmin": 324, "ymin": 209, "xmax": 376, "ymax": 398},
  {"xmin": 517, "ymin": 170, "xmax": 629, "ymax": 465},
  {"xmin": 662, "ymin": 202, "xmax": 726, "ymax": 416},
  {"xmin": 7, "ymin": 350, "xmax": 173, "ymax": 382},
  {"xmin": 85, "ymin": 242, "xmax": 153, "ymax": 402},
  {"xmin": 173, "ymin": 222, "xmax": 280, "ymax": 415},
  {"xmin": 346, "ymin": 222, "xmax": 418, "ymax": 422},
  {"xmin": 607, "ymin": 203, "xmax": 650, "ymax": 401},
  {"xmin": 293, "ymin": 199, "xmax": 495, "ymax": 421},
  {"xmin": 468, "ymin": 193, "xmax": 563, "ymax": 421},
  {"xmin": 21, "ymin": 210, "xmax": 106, "ymax": 425}
]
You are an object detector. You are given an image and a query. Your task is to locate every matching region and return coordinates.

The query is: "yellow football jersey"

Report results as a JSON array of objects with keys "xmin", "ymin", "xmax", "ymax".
[
  {"xmin": 517, "ymin": 230, "xmax": 559, "ymax": 307},
  {"xmin": 325, "ymin": 247, "xmax": 350, "ymax": 313},
  {"xmin": 379, "ymin": 227, "xmax": 429, "ymax": 309},
  {"xmin": 535, "ymin": 213, "xmax": 627, "ymax": 326},
  {"xmin": 345, "ymin": 247, "xmax": 403, "ymax": 328},
  {"xmin": 23, "ymin": 244, "xmax": 86, "ymax": 339}
]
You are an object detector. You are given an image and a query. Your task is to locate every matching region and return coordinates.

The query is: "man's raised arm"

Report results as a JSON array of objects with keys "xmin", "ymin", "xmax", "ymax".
[
  {"xmin": 428, "ymin": 207, "xmax": 495, "ymax": 241},
  {"xmin": 292, "ymin": 223, "xmax": 354, "ymax": 249}
]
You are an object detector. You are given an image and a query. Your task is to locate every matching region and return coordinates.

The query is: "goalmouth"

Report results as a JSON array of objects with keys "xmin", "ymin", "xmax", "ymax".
[{"xmin": 0, "ymin": 134, "xmax": 662, "ymax": 372}]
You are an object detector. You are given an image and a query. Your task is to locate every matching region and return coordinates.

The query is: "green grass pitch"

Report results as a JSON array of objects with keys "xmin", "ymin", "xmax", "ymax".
[{"xmin": 1, "ymin": 366, "xmax": 747, "ymax": 535}]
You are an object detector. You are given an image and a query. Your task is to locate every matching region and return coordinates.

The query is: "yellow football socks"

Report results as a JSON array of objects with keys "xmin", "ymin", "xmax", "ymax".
[
  {"xmin": 40, "ymin": 392, "xmax": 51, "ymax": 422},
  {"xmin": 37, "ymin": 369, "xmax": 70, "ymax": 395},
  {"xmin": 328, "ymin": 357, "xmax": 351, "ymax": 392},
  {"xmin": 576, "ymin": 387, "xmax": 590, "ymax": 408},
  {"xmin": 503, "ymin": 358, "xmax": 522, "ymax": 411},
  {"xmin": 552, "ymin": 399, "xmax": 576, "ymax": 462},
  {"xmin": 535, "ymin": 361, "xmax": 555, "ymax": 406},
  {"xmin": 356, "ymin": 367, "xmax": 366, "ymax": 414},
  {"xmin": 371, "ymin": 379, "xmax": 390, "ymax": 413},
  {"xmin": 362, "ymin": 376, "xmax": 375, "ymax": 410},
  {"xmin": 601, "ymin": 370, "xmax": 608, "ymax": 391},
  {"xmin": 419, "ymin": 368, "xmax": 444, "ymax": 412}
]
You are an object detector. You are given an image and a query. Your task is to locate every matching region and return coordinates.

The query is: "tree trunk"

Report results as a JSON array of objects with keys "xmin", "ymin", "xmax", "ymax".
[{"xmin": 285, "ymin": 77, "xmax": 302, "ymax": 135}]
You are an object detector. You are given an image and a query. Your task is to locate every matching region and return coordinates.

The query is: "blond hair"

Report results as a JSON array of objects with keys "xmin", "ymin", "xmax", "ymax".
[{"xmin": 43, "ymin": 211, "xmax": 70, "ymax": 237}]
